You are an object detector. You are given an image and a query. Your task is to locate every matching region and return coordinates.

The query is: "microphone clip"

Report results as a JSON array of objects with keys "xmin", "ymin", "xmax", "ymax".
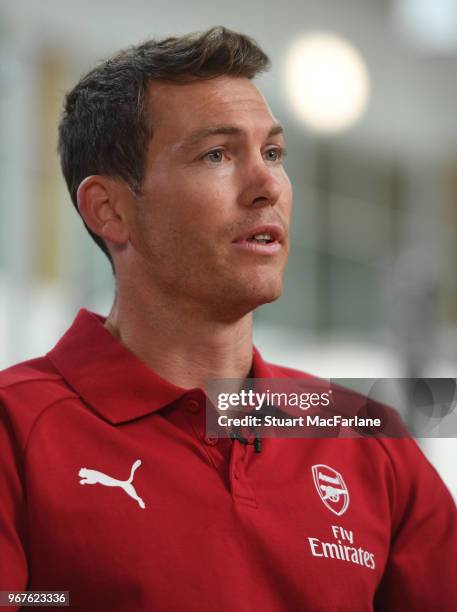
[{"xmin": 230, "ymin": 426, "xmax": 262, "ymax": 453}]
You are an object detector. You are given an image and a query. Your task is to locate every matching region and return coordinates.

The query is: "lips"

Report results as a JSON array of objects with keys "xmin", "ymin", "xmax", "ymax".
[
  {"xmin": 232, "ymin": 224, "xmax": 286, "ymax": 255},
  {"xmin": 232, "ymin": 224, "xmax": 285, "ymax": 244}
]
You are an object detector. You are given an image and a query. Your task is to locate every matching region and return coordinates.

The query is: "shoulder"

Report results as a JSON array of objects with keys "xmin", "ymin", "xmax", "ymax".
[
  {"xmin": 375, "ymin": 436, "xmax": 455, "ymax": 510},
  {"xmin": 0, "ymin": 356, "xmax": 77, "ymax": 450},
  {"xmin": 0, "ymin": 356, "xmax": 61, "ymax": 389},
  {"xmin": 261, "ymin": 357, "xmax": 454, "ymax": 503}
]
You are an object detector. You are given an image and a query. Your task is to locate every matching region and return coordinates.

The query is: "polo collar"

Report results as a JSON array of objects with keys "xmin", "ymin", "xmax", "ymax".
[{"xmin": 47, "ymin": 308, "xmax": 274, "ymax": 424}]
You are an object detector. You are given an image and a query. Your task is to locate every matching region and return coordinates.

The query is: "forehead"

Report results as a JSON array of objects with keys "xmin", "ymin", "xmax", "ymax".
[{"xmin": 145, "ymin": 76, "xmax": 277, "ymax": 144}]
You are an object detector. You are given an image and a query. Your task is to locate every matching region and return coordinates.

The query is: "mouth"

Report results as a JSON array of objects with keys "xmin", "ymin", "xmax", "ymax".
[{"xmin": 232, "ymin": 224, "xmax": 285, "ymax": 255}]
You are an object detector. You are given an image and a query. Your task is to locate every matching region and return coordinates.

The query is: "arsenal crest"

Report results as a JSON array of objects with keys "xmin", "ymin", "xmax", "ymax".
[{"xmin": 312, "ymin": 464, "xmax": 350, "ymax": 516}]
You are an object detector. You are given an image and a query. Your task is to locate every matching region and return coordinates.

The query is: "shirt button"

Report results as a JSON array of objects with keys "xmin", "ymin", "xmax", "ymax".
[
  {"xmin": 204, "ymin": 433, "xmax": 218, "ymax": 446},
  {"xmin": 186, "ymin": 399, "xmax": 200, "ymax": 414}
]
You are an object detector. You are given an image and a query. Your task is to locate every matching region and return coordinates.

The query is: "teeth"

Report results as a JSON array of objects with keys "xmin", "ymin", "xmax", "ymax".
[{"xmin": 249, "ymin": 233, "xmax": 273, "ymax": 243}]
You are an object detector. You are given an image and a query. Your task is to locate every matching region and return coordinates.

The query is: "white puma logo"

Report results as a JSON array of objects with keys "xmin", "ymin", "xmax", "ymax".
[{"xmin": 78, "ymin": 459, "xmax": 145, "ymax": 509}]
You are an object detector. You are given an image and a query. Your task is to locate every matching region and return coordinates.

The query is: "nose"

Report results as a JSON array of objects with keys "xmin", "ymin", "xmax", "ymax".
[{"xmin": 238, "ymin": 156, "xmax": 283, "ymax": 209}]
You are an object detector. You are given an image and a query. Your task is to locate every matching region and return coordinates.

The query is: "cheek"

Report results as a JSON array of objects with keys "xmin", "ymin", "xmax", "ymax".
[
  {"xmin": 172, "ymin": 176, "xmax": 233, "ymax": 229},
  {"xmin": 137, "ymin": 166, "xmax": 237, "ymax": 252},
  {"xmin": 281, "ymin": 173, "xmax": 293, "ymax": 217},
  {"xmin": 280, "ymin": 167, "xmax": 293, "ymax": 195}
]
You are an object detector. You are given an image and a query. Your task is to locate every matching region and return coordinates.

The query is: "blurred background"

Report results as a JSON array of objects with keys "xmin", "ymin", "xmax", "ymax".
[{"xmin": 1, "ymin": 0, "xmax": 456, "ymax": 496}]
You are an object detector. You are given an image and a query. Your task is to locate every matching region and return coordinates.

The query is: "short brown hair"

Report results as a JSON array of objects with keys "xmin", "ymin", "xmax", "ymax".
[{"xmin": 57, "ymin": 26, "xmax": 270, "ymax": 269}]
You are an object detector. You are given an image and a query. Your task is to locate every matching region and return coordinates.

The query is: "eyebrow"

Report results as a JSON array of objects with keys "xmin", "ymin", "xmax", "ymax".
[{"xmin": 182, "ymin": 123, "xmax": 284, "ymax": 147}]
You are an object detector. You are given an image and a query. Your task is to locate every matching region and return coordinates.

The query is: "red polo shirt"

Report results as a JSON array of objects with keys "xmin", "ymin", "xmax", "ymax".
[{"xmin": 1, "ymin": 309, "xmax": 456, "ymax": 611}]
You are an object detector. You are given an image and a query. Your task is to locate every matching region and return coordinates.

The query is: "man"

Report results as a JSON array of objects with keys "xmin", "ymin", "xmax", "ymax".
[{"xmin": 0, "ymin": 27, "xmax": 456, "ymax": 611}]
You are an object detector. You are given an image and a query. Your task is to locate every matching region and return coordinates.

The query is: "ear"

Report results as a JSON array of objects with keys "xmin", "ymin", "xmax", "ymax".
[{"xmin": 76, "ymin": 176, "xmax": 132, "ymax": 246}]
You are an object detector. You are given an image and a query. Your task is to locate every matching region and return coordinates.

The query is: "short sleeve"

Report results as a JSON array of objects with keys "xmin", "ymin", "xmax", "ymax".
[{"xmin": 375, "ymin": 437, "xmax": 457, "ymax": 611}]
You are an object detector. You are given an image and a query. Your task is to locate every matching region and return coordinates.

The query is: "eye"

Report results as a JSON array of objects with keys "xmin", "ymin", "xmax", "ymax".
[
  {"xmin": 264, "ymin": 147, "xmax": 285, "ymax": 162},
  {"xmin": 203, "ymin": 149, "xmax": 224, "ymax": 163}
]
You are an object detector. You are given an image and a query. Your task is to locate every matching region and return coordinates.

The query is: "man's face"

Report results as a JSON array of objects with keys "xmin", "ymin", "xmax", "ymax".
[{"xmin": 128, "ymin": 75, "xmax": 293, "ymax": 320}]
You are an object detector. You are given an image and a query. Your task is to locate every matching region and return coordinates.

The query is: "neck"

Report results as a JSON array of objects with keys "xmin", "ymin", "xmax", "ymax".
[{"xmin": 104, "ymin": 284, "xmax": 254, "ymax": 390}]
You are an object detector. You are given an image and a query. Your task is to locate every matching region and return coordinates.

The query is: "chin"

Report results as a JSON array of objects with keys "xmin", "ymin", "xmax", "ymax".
[
  {"xmin": 215, "ymin": 285, "xmax": 282, "ymax": 322},
  {"xmin": 243, "ymin": 278, "xmax": 284, "ymax": 310},
  {"xmin": 255, "ymin": 288, "xmax": 283, "ymax": 307},
  {"xmin": 212, "ymin": 270, "xmax": 285, "ymax": 318}
]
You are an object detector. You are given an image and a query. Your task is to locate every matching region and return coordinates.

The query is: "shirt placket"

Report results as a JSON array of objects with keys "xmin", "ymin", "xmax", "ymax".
[{"xmin": 182, "ymin": 393, "xmax": 258, "ymax": 508}]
